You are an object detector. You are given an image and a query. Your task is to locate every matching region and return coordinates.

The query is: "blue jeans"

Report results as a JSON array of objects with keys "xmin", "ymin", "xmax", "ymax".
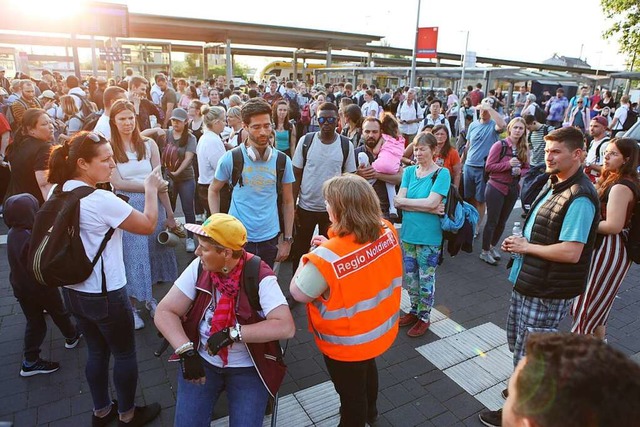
[
  {"xmin": 175, "ymin": 356, "xmax": 269, "ymax": 427},
  {"xmin": 62, "ymin": 287, "xmax": 138, "ymax": 413},
  {"xmin": 245, "ymin": 235, "xmax": 279, "ymax": 268},
  {"xmin": 170, "ymin": 178, "xmax": 196, "ymax": 238}
]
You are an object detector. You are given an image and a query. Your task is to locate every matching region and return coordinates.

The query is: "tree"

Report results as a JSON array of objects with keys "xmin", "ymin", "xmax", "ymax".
[
  {"xmin": 172, "ymin": 54, "xmax": 252, "ymax": 80},
  {"xmin": 601, "ymin": 0, "xmax": 640, "ymax": 69}
]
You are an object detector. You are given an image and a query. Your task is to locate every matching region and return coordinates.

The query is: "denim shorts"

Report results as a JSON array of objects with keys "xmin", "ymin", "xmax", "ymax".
[{"xmin": 463, "ymin": 164, "xmax": 487, "ymax": 203}]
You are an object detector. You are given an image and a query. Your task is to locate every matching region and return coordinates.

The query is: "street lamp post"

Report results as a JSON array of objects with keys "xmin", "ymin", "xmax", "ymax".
[
  {"xmin": 459, "ymin": 31, "xmax": 469, "ymax": 99},
  {"xmin": 409, "ymin": 0, "xmax": 422, "ymax": 88}
]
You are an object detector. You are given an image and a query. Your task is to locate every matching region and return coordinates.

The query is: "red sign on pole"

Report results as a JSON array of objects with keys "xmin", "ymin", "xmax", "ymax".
[{"xmin": 416, "ymin": 27, "xmax": 438, "ymax": 58}]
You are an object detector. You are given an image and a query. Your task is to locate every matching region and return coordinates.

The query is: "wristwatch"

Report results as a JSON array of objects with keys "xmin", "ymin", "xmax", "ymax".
[
  {"xmin": 283, "ymin": 236, "xmax": 294, "ymax": 244},
  {"xmin": 228, "ymin": 324, "xmax": 242, "ymax": 342}
]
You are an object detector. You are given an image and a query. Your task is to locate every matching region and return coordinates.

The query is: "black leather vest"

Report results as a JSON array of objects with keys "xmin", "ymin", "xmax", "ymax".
[{"xmin": 515, "ymin": 170, "xmax": 599, "ymax": 299}]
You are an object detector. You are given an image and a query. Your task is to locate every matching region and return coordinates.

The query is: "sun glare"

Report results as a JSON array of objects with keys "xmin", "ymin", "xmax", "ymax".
[{"xmin": 16, "ymin": 0, "xmax": 89, "ymax": 21}]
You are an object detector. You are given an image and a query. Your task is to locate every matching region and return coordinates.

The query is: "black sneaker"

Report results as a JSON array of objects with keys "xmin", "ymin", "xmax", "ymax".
[
  {"xmin": 65, "ymin": 333, "xmax": 83, "ymax": 349},
  {"xmin": 501, "ymin": 388, "xmax": 508, "ymax": 399},
  {"xmin": 118, "ymin": 403, "xmax": 161, "ymax": 427},
  {"xmin": 479, "ymin": 409, "xmax": 502, "ymax": 426},
  {"xmin": 20, "ymin": 359, "xmax": 60, "ymax": 377},
  {"xmin": 92, "ymin": 400, "xmax": 118, "ymax": 427}
]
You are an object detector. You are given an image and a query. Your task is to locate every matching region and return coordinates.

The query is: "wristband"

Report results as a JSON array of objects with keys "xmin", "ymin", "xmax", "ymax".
[{"xmin": 175, "ymin": 341, "xmax": 194, "ymax": 355}]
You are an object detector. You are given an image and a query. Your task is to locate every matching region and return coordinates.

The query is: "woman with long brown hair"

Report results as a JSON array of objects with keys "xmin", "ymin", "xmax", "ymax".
[
  {"xmin": 572, "ymin": 138, "xmax": 639, "ymax": 339},
  {"xmin": 480, "ymin": 117, "xmax": 530, "ymax": 265},
  {"xmin": 272, "ymin": 99, "xmax": 297, "ymax": 157},
  {"xmin": 109, "ymin": 99, "xmax": 178, "ymax": 329}
]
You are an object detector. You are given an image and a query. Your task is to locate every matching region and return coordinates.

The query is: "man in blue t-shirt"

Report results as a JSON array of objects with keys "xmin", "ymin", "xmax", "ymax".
[
  {"xmin": 461, "ymin": 98, "xmax": 506, "ymax": 235},
  {"xmin": 209, "ymin": 98, "xmax": 295, "ymax": 268},
  {"xmin": 478, "ymin": 127, "xmax": 598, "ymax": 427}
]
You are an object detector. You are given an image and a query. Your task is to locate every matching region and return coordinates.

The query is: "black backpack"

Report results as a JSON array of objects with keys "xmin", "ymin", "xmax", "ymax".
[
  {"xmin": 28, "ymin": 186, "xmax": 115, "ymax": 291},
  {"xmin": 230, "ymin": 147, "xmax": 287, "ymax": 231},
  {"xmin": 622, "ymin": 180, "xmax": 640, "ymax": 263},
  {"xmin": 483, "ymin": 140, "xmax": 509, "ymax": 183},
  {"xmin": 623, "ymin": 106, "xmax": 638, "ymax": 131},
  {"xmin": 81, "ymin": 111, "xmax": 104, "ymax": 132},
  {"xmin": 532, "ymin": 103, "xmax": 547, "ymax": 124},
  {"xmin": 70, "ymin": 92, "xmax": 96, "ymax": 118}
]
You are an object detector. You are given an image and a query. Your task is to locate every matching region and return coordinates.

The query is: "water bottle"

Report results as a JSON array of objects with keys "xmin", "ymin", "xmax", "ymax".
[
  {"xmin": 511, "ymin": 222, "xmax": 523, "ymax": 259},
  {"xmin": 150, "ymin": 115, "xmax": 158, "ymax": 128},
  {"xmin": 511, "ymin": 148, "xmax": 520, "ymax": 176}
]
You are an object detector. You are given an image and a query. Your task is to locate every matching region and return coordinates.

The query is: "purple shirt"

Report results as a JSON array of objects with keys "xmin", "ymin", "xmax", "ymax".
[{"xmin": 484, "ymin": 138, "xmax": 530, "ymax": 196}]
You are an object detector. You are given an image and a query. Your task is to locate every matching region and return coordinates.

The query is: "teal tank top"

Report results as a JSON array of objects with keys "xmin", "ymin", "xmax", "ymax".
[{"xmin": 275, "ymin": 129, "xmax": 290, "ymax": 151}]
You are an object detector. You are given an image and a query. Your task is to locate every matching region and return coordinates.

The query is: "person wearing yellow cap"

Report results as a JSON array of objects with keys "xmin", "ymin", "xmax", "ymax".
[{"xmin": 154, "ymin": 213, "xmax": 295, "ymax": 427}]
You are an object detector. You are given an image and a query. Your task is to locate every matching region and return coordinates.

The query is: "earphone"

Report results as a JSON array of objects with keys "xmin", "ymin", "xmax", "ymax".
[{"xmin": 247, "ymin": 145, "xmax": 273, "ymax": 162}]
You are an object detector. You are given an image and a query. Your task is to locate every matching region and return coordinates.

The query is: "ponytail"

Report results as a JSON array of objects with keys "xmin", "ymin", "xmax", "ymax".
[
  {"xmin": 48, "ymin": 142, "xmax": 72, "ymax": 185},
  {"xmin": 48, "ymin": 131, "xmax": 109, "ymax": 186}
]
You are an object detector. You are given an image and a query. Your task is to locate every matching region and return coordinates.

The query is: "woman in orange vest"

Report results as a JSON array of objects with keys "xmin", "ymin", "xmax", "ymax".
[{"xmin": 290, "ymin": 174, "xmax": 403, "ymax": 427}]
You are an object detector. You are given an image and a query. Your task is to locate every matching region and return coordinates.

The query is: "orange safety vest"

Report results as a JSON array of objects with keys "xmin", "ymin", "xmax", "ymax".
[{"xmin": 303, "ymin": 220, "xmax": 403, "ymax": 362}]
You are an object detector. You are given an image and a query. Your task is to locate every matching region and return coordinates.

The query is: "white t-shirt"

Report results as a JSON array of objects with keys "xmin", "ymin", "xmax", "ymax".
[
  {"xmin": 292, "ymin": 133, "xmax": 357, "ymax": 212},
  {"xmin": 361, "ymin": 100, "xmax": 379, "ymax": 117},
  {"xmin": 62, "ymin": 180, "xmax": 133, "ymax": 293},
  {"xmin": 396, "ymin": 100, "xmax": 424, "ymax": 135},
  {"xmin": 93, "ymin": 114, "xmax": 111, "ymax": 140},
  {"xmin": 197, "ymin": 130, "xmax": 226, "ymax": 185},
  {"xmin": 612, "ymin": 105, "xmax": 628, "ymax": 130},
  {"xmin": 175, "ymin": 258, "xmax": 287, "ymax": 368},
  {"xmin": 586, "ymin": 137, "xmax": 610, "ymax": 165}
]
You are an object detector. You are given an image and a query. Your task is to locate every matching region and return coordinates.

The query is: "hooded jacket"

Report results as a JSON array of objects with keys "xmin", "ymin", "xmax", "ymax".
[{"xmin": 4, "ymin": 193, "xmax": 39, "ymax": 298}]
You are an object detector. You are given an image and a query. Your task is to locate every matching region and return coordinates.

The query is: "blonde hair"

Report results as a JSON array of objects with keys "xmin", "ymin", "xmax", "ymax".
[
  {"xmin": 201, "ymin": 105, "xmax": 226, "ymax": 131},
  {"xmin": 229, "ymin": 94, "xmax": 242, "ymax": 107},
  {"xmin": 323, "ymin": 174, "xmax": 383, "ymax": 244},
  {"xmin": 227, "ymin": 106, "xmax": 242, "ymax": 121},
  {"xmin": 507, "ymin": 117, "xmax": 528, "ymax": 165},
  {"xmin": 59, "ymin": 95, "xmax": 79, "ymax": 118}
]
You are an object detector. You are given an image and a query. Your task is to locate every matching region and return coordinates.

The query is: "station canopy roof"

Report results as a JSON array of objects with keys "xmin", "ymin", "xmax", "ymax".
[{"xmin": 0, "ymin": 9, "xmax": 382, "ymax": 51}]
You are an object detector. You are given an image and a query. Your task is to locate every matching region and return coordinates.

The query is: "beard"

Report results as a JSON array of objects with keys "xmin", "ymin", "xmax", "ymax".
[{"xmin": 365, "ymin": 137, "xmax": 379, "ymax": 148}]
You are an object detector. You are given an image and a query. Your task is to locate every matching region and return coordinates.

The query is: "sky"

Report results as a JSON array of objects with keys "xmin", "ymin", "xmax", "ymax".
[
  {"xmin": 118, "ymin": 0, "xmax": 626, "ymax": 71},
  {"xmin": 6, "ymin": 0, "xmax": 627, "ymax": 71}
]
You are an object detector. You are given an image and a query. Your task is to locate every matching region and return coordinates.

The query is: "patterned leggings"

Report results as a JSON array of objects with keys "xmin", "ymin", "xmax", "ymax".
[{"xmin": 402, "ymin": 242, "xmax": 441, "ymax": 323}]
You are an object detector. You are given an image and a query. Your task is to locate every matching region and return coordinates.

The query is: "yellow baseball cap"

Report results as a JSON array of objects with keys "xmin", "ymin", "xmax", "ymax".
[{"xmin": 185, "ymin": 214, "xmax": 247, "ymax": 250}]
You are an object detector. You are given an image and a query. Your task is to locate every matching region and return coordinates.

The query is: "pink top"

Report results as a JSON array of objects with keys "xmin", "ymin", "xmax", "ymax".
[
  {"xmin": 373, "ymin": 134, "xmax": 406, "ymax": 174},
  {"xmin": 484, "ymin": 138, "xmax": 530, "ymax": 196}
]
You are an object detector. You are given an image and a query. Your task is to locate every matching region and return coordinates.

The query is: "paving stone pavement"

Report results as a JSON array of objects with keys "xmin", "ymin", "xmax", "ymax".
[{"xmin": 1, "ymin": 207, "xmax": 639, "ymax": 426}]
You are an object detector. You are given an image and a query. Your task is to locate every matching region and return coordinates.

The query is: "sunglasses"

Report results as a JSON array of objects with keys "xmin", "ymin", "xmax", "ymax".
[
  {"xmin": 318, "ymin": 116, "xmax": 337, "ymax": 125},
  {"xmin": 83, "ymin": 131, "xmax": 108, "ymax": 144}
]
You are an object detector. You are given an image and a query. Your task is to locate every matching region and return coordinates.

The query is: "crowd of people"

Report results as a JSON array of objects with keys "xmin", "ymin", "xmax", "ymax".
[{"xmin": 1, "ymin": 66, "xmax": 640, "ymax": 427}]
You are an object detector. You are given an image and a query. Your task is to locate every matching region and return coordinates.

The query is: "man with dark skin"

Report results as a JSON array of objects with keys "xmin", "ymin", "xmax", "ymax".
[{"xmin": 291, "ymin": 102, "xmax": 356, "ymax": 268}]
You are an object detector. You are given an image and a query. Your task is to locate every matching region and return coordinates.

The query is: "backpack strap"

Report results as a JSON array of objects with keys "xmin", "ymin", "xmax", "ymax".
[
  {"xmin": 594, "ymin": 137, "xmax": 611, "ymax": 164},
  {"xmin": 301, "ymin": 132, "xmax": 316, "ymax": 170},
  {"xmin": 230, "ymin": 146, "xmax": 245, "ymax": 188},
  {"xmin": 70, "ymin": 186, "xmax": 114, "ymax": 295},
  {"xmin": 498, "ymin": 140, "xmax": 509, "ymax": 161},
  {"xmin": 275, "ymin": 150, "xmax": 286, "ymax": 200},
  {"xmin": 339, "ymin": 134, "xmax": 351, "ymax": 171},
  {"xmin": 241, "ymin": 255, "xmax": 263, "ymax": 311}
]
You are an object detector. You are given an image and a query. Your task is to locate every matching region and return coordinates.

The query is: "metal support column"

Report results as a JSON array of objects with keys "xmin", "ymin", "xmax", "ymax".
[
  {"xmin": 225, "ymin": 39, "xmax": 232, "ymax": 87},
  {"xmin": 71, "ymin": 34, "xmax": 81, "ymax": 78},
  {"xmin": 202, "ymin": 45, "xmax": 208, "ymax": 81},
  {"xmin": 326, "ymin": 44, "xmax": 332, "ymax": 68},
  {"xmin": 409, "ymin": 0, "xmax": 422, "ymax": 88},
  {"xmin": 90, "ymin": 36, "xmax": 98, "ymax": 77},
  {"xmin": 293, "ymin": 50, "xmax": 298, "ymax": 82}
]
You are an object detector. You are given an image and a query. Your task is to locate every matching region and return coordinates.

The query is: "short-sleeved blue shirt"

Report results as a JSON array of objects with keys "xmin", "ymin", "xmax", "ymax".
[
  {"xmin": 214, "ymin": 145, "xmax": 295, "ymax": 242},
  {"xmin": 400, "ymin": 166, "xmax": 451, "ymax": 246},
  {"xmin": 509, "ymin": 193, "xmax": 596, "ymax": 284},
  {"xmin": 465, "ymin": 120, "xmax": 501, "ymax": 167}
]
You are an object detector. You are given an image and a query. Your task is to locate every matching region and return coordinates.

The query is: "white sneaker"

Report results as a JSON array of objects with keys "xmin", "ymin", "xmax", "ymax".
[
  {"xmin": 132, "ymin": 310, "xmax": 145, "ymax": 330},
  {"xmin": 145, "ymin": 299, "xmax": 158, "ymax": 319},
  {"xmin": 185, "ymin": 238, "xmax": 196, "ymax": 253},
  {"xmin": 489, "ymin": 247, "xmax": 502, "ymax": 260},
  {"xmin": 480, "ymin": 251, "xmax": 498, "ymax": 266}
]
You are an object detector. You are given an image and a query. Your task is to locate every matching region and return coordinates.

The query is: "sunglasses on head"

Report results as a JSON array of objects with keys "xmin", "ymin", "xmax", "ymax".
[
  {"xmin": 318, "ymin": 116, "xmax": 337, "ymax": 125},
  {"xmin": 82, "ymin": 131, "xmax": 108, "ymax": 144}
]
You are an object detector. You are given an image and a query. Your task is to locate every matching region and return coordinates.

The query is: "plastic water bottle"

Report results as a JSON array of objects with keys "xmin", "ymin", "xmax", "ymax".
[
  {"xmin": 511, "ymin": 222, "xmax": 523, "ymax": 259},
  {"xmin": 511, "ymin": 148, "xmax": 520, "ymax": 176},
  {"xmin": 150, "ymin": 115, "xmax": 157, "ymax": 128}
]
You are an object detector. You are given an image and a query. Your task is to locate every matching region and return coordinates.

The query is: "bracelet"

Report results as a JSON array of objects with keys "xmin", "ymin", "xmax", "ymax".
[
  {"xmin": 236, "ymin": 323, "xmax": 242, "ymax": 342},
  {"xmin": 175, "ymin": 341, "xmax": 194, "ymax": 355}
]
